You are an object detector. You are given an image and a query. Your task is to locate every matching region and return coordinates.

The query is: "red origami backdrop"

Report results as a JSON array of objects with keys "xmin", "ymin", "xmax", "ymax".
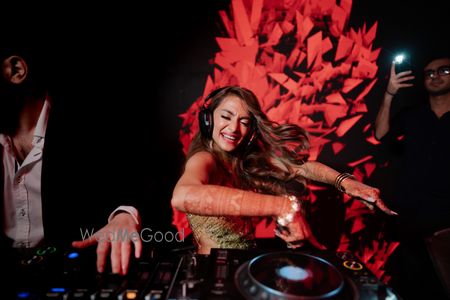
[{"xmin": 174, "ymin": 0, "xmax": 398, "ymax": 282}]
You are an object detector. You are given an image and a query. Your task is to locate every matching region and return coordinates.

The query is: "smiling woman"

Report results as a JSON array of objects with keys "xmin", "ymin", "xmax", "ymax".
[
  {"xmin": 170, "ymin": 86, "xmax": 397, "ymax": 254},
  {"xmin": 212, "ymin": 95, "xmax": 252, "ymax": 152}
]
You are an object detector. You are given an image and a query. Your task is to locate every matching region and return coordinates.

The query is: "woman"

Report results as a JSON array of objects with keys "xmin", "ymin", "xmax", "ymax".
[{"xmin": 172, "ymin": 86, "xmax": 396, "ymax": 254}]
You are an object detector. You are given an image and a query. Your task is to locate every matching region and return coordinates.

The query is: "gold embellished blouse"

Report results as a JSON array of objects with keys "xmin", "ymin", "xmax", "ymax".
[{"xmin": 187, "ymin": 213, "xmax": 256, "ymax": 254}]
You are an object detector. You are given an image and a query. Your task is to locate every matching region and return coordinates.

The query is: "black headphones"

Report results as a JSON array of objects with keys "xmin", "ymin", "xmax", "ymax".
[
  {"xmin": 198, "ymin": 87, "xmax": 228, "ymax": 139},
  {"xmin": 198, "ymin": 86, "xmax": 257, "ymax": 146}
]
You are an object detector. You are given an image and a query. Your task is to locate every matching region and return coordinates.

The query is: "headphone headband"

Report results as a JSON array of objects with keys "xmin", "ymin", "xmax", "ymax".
[{"xmin": 202, "ymin": 86, "xmax": 228, "ymax": 109}]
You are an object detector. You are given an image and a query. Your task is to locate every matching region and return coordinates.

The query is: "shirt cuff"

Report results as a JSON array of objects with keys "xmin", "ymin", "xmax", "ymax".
[{"xmin": 108, "ymin": 206, "xmax": 141, "ymax": 225}]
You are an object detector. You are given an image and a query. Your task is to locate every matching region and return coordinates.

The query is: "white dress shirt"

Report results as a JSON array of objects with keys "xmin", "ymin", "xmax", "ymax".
[{"xmin": 1, "ymin": 100, "xmax": 139, "ymax": 248}]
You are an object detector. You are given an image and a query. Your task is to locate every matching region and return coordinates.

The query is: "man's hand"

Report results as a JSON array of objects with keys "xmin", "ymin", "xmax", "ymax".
[
  {"xmin": 72, "ymin": 213, "xmax": 142, "ymax": 275},
  {"xmin": 387, "ymin": 62, "xmax": 415, "ymax": 95}
]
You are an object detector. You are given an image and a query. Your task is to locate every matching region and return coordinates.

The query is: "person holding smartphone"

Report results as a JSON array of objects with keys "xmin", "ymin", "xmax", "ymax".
[{"xmin": 374, "ymin": 55, "xmax": 450, "ymax": 299}]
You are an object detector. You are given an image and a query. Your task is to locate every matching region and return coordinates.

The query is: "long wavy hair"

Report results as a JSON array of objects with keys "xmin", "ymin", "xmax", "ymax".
[{"xmin": 186, "ymin": 86, "xmax": 310, "ymax": 196}]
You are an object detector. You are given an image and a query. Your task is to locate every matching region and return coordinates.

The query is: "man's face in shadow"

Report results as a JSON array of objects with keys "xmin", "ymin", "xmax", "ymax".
[{"xmin": 0, "ymin": 55, "xmax": 27, "ymax": 134}]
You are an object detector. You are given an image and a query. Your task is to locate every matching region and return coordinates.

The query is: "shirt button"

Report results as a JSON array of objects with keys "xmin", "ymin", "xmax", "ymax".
[{"xmin": 19, "ymin": 209, "xmax": 26, "ymax": 217}]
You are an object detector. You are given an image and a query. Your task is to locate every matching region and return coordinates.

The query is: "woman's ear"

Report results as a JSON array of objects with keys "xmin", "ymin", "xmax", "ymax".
[{"xmin": 2, "ymin": 55, "xmax": 28, "ymax": 84}]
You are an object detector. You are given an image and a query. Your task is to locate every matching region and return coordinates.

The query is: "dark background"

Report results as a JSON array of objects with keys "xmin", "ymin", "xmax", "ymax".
[{"xmin": 1, "ymin": 1, "xmax": 448, "ymax": 235}]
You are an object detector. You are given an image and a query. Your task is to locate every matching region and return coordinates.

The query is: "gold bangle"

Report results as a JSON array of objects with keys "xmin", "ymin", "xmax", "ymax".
[{"xmin": 334, "ymin": 173, "xmax": 355, "ymax": 193}]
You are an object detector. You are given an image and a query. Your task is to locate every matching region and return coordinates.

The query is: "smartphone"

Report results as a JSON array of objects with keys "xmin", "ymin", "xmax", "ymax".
[{"xmin": 393, "ymin": 54, "xmax": 411, "ymax": 73}]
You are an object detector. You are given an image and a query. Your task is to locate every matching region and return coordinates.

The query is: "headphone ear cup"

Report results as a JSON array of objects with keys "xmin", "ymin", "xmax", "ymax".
[{"xmin": 198, "ymin": 107, "xmax": 213, "ymax": 138}]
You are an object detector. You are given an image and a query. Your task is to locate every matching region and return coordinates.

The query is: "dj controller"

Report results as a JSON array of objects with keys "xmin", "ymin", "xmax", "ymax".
[{"xmin": 8, "ymin": 244, "xmax": 403, "ymax": 299}]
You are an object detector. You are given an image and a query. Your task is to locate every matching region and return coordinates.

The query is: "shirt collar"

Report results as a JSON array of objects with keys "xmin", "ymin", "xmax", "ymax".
[
  {"xmin": 0, "ymin": 134, "xmax": 11, "ymax": 149},
  {"xmin": 34, "ymin": 99, "xmax": 51, "ymax": 139},
  {"xmin": 0, "ymin": 98, "xmax": 51, "ymax": 149}
]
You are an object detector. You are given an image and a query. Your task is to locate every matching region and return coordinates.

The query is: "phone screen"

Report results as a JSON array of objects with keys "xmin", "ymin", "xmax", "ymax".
[{"xmin": 394, "ymin": 55, "xmax": 411, "ymax": 73}]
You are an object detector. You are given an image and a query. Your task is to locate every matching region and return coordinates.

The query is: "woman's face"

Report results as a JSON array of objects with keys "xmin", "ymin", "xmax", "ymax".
[{"xmin": 212, "ymin": 95, "xmax": 252, "ymax": 152}]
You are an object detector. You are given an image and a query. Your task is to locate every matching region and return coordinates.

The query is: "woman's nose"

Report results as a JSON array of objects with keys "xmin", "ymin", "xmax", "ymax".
[{"xmin": 228, "ymin": 120, "xmax": 240, "ymax": 132}]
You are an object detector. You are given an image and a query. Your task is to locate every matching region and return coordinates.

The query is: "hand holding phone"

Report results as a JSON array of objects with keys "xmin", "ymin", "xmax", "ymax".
[
  {"xmin": 393, "ymin": 54, "xmax": 411, "ymax": 73},
  {"xmin": 387, "ymin": 53, "xmax": 415, "ymax": 96}
]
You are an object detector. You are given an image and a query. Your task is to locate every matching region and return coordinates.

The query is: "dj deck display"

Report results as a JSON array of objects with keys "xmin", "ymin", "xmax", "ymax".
[{"xmin": 10, "ymin": 245, "xmax": 402, "ymax": 299}]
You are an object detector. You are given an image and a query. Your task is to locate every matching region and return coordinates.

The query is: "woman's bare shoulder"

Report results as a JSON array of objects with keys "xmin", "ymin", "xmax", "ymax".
[{"xmin": 186, "ymin": 151, "xmax": 217, "ymax": 169}]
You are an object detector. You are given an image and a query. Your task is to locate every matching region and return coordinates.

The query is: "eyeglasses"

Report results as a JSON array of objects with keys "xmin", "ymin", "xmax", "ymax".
[{"xmin": 424, "ymin": 65, "xmax": 450, "ymax": 79}]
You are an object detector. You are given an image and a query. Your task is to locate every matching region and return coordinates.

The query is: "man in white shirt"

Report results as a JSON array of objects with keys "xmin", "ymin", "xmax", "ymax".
[{"xmin": 1, "ymin": 37, "xmax": 142, "ymax": 276}]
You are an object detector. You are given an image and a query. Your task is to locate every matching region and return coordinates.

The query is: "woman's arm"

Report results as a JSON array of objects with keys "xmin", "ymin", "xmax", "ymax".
[
  {"xmin": 171, "ymin": 151, "xmax": 290, "ymax": 217},
  {"xmin": 296, "ymin": 161, "xmax": 397, "ymax": 216},
  {"xmin": 296, "ymin": 161, "xmax": 339, "ymax": 185},
  {"xmin": 171, "ymin": 151, "xmax": 325, "ymax": 249}
]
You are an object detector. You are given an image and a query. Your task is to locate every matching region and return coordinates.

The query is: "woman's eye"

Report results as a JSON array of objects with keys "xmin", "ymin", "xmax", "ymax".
[
  {"xmin": 241, "ymin": 121, "xmax": 250, "ymax": 127},
  {"xmin": 221, "ymin": 115, "xmax": 231, "ymax": 120}
]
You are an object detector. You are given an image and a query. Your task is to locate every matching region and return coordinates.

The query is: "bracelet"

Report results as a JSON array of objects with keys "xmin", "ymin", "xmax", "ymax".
[
  {"xmin": 334, "ymin": 173, "xmax": 355, "ymax": 193},
  {"xmin": 276, "ymin": 195, "xmax": 301, "ymax": 227},
  {"xmin": 385, "ymin": 89, "xmax": 396, "ymax": 96}
]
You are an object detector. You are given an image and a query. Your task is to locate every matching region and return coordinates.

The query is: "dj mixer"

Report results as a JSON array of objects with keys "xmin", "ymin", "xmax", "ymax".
[{"xmin": 9, "ymin": 244, "xmax": 403, "ymax": 299}]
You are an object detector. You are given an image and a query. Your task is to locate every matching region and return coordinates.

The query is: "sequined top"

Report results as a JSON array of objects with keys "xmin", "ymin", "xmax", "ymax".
[{"xmin": 187, "ymin": 213, "xmax": 256, "ymax": 254}]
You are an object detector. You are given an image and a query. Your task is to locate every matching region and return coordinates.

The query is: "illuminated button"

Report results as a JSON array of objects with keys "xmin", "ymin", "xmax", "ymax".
[
  {"xmin": 125, "ymin": 290, "xmax": 138, "ymax": 299},
  {"xmin": 98, "ymin": 290, "xmax": 113, "ymax": 299},
  {"xmin": 22, "ymin": 255, "xmax": 43, "ymax": 265},
  {"xmin": 242, "ymin": 278, "xmax": 250, "ymax": 287},
  {"xmin": 16, "ymin": 292, "xmax": 31, "ymax": 298},
  {"xmin": 343, "ymin": 260, "xmax": 363, "ymax": 271},
  {"xmin": 248, "ymin": 285, "xmax": 258, "ymax": 295},
  {"xmin": 70, "ymin": 289, "xmax": 90, "ymax": 298},
  {"xmin": 68, "ymin": 252, "xmax": 79, "ymax": 259},
  {"xmin": 146, "ymin": 291, "xmax": 162, "ymax": 299},
  {"xmin": 36, "ymin": 246, "xmax": 57, "ymax": 256},
  {"xmin": 46, "ymin": 288, "xmax": 67, "ymax": 298}
]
